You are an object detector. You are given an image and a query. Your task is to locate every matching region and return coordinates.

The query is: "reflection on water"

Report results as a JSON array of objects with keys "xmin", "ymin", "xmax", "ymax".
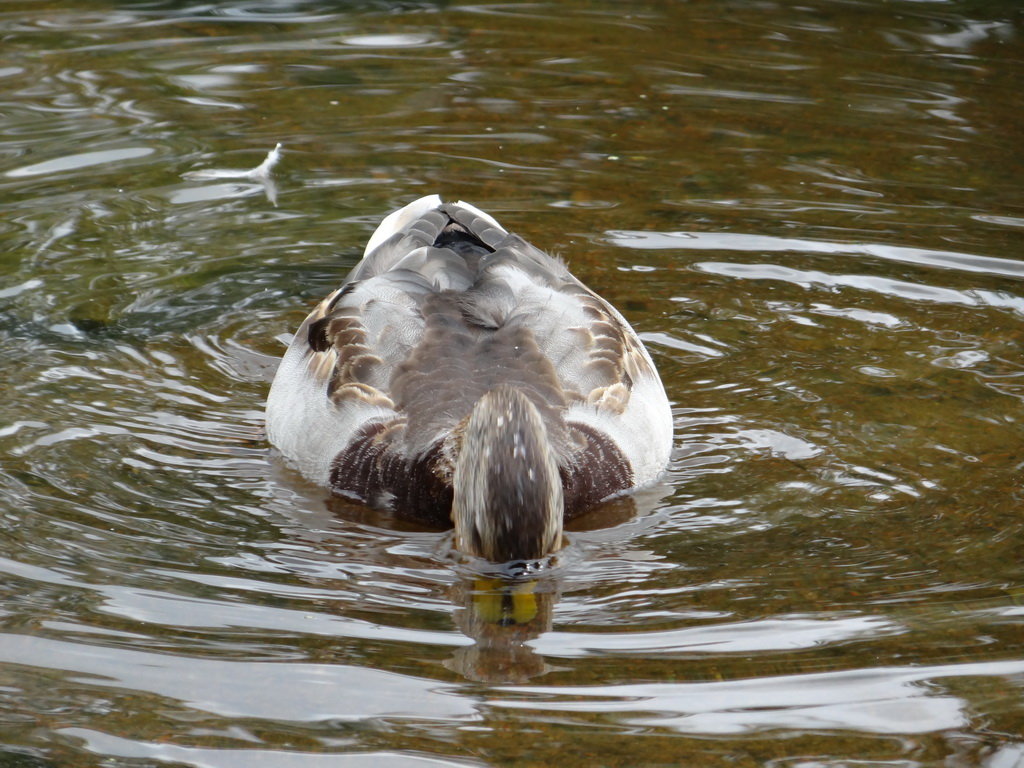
[
  {"xmin": 1, "ymin": 0, "xmax": 1023, "ymax": 765},
  {"xmin": 448, "ymin": 576, "xmax": 558, "ymax": 683}
]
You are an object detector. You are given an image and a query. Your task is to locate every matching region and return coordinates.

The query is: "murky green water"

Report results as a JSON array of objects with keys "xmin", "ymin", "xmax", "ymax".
[{"xmin": 2, "ymin": 1, "xmax": 1023, "ymax": 765}]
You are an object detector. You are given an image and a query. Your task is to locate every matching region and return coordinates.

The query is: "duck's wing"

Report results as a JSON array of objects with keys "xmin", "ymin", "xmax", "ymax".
[
  {"xmin": 452, "ymin": 221, "xmax": 673, "ymax": 489},
  {"xmin": 265, "ymin": 197, "xmax": 510, "ymax": 488}
]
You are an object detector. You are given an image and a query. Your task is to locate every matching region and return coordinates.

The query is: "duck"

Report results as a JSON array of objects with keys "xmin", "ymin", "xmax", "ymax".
[{"xmin": 266, "ymin": 195, "xmax": 673, "ymax": 563}]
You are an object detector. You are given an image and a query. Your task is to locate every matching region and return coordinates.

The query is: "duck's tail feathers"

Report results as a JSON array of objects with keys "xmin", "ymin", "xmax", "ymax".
[{"xmin": 362, "ymin": 195, "xmax": 507, "ymax": 258}]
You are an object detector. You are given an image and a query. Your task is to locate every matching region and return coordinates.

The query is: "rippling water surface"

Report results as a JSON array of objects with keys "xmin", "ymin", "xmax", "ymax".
[{"xmin": 2, "ymin": 1, "xmax": 1023, "ymax": 765}]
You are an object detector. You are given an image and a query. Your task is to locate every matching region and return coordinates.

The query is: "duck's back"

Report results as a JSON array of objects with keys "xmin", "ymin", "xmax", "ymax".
[{"xmin": 266, "ymin": 196, "xmax": 672, "ymax": 523}]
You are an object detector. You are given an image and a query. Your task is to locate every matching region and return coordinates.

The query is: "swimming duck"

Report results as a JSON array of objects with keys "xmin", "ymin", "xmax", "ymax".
[{"xmin": 266, "ymin": 196, "xmax": 672, "ymax": 562}]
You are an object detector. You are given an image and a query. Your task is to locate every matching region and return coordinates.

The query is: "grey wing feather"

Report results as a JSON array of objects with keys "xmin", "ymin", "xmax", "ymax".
[{"xmin": 308, "ymin": 200, "xmax": 653, "ymax": 446}]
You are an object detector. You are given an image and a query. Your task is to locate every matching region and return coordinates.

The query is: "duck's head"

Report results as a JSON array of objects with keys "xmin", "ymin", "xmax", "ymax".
[{"xmin": 452, "ymin": 386, "xmax": 563, "ymax": 563}]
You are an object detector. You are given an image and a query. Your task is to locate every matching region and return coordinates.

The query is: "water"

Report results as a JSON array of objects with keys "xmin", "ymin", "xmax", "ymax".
[{"xmin": 1, "ymin": 1, "xmax": 1023, "ymax": 765}]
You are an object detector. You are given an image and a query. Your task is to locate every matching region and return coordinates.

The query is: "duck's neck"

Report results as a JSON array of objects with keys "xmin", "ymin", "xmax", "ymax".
[{"xmin": 452, "ymin": 386, "xmax": 563, "ymax": 562}]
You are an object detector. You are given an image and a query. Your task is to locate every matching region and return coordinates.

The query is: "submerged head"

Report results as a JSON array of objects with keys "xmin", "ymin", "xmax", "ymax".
[{"xmin": 452, "ymin": 386, "xmax": 563, "ymax": 562}]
